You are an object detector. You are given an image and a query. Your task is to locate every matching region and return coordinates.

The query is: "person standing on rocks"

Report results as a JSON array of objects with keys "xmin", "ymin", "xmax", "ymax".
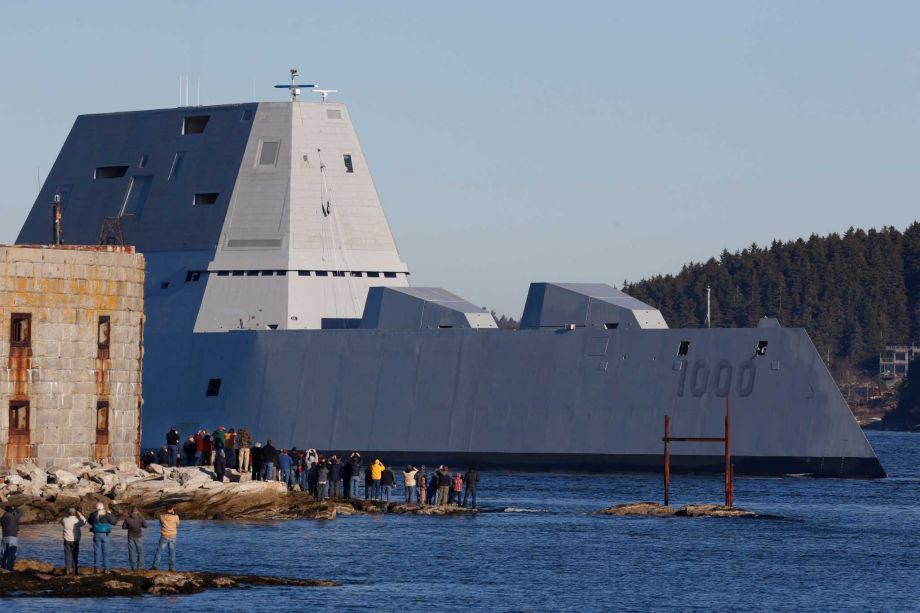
[
  {"xmin": 370, "ymin": 458, "xmax": 385, "ymax": 500},
  {"xmin": 364, "ymin": 465, "xmax": 373, "ymax": 500},
  {"xmin": 226, "ymin": 428, "xmax": 238, "ymax": 469},
  {"xmin": 380, "ymin": 464, "xmax": 396, "ymax": 502},
  {"xmin": 403, "ymin": 465, "xmax": 418, "ymax": 503},
  {"xmin": 342, "ymin": 454, "xmax": 353, "ymax": 498},
  {"xmin": 1, "ymin": 505, "xmax": 22, "ymax": 571},
  {"xmin": 450, "ymin": 470, "xmax": 464, "ymax": 506},
  {"xmin": 203, "ymin": 432, "xmax": 214, "ymax": 466},
  {"xmin": 213, "ymin": 426, "xmax": 228, "ymax": 482},
  {"xmin": 194, "ymin": 431, "xmax": 205, "ymax": 466},
  {"xmin": 349, "ymin": 452, "xmax": 363, "ymax": 499},
  {"xmin": 122, "ymin": 507, "xmax": 148, "ymax": 571},
  {"xmin": 60, "ymin": 507, "xmax": 86, "ymax": 575},
  {"xmin": 89, "ymin": 502, "xmax": 116, "ymax": 573},
  {"xmin": 427, "ymin": 469, "xmax": 438, "ymax": 505},
  {"xmin": 150, "ymin": 506, "xmax": 180, "ymax": 572},
  {"xmin": 183, "ymin": 436, "xmax": 197, "ymax": 467},
  {"xmin": 463, "ymin": 467, "xmax": 480, "ymax": 509},
  {"xmin": 262, "ymin": 439, "xmax": 278, "ymax": 481},
  {"xmin": 328, "ymin": 455, "xmax": 343, "ymax": 498},
  {"xmin": 279, "ymin": 449, "xmax": 293, "ymax": 489},
  {"xmin": 417, "ymin": 469, "xmax": 428, "ymax": 506},
  {"xmin": 251, "ymin": 442, "xmax": 263, "ymax": 481},
  {"xmin": 316, "ymin": 460, "xmax": 329, "ymax": 501},
  {"xmin": 166, "ymin": 426, "xmax": 181, "ymax": 467},
  {"xmin": 238, "ymin": 428, "xmax": 252, "ymax": 473},
  {"xmin": 436, "ymin": 466, "xmax": 451, "ymax": 507}
]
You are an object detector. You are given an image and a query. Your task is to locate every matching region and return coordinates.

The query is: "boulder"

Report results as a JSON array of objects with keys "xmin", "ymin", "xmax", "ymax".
[
  {"xmin": 49, "ymin": 469, "xmax": 78, "ymax": 487},
  {"xmin": 145, "ymin": 463, "xmax": 165, "ymax": 475},
  {"xmin": 4, "ymin": 475, "xmax": 24, "ymax": 486},
  {"xmin": 676, "ymin": 504, "xmax": 756, "ymax": 518},
  {"xmin": 116, "ymin": 462, "xmax": 138, "ymax": 473},
  {"xmin": 14, "ymin": 559, "xmax": 54, "ymax": 573},
  {"xmin": 595, "ymin": 502, "xmax": 676, "ymax": 517},
  {"xmin": 103, "ymin": 580, "xmax": 138, "ymax": 595}
]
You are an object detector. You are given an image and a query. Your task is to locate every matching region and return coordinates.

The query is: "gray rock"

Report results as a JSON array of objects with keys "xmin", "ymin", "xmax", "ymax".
[{"xmin": 49, "ymin": 469, "xmax": 78, "ymax": 487}]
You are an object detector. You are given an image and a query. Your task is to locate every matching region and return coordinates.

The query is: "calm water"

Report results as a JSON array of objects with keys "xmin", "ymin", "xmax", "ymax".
[{"xmin": 3, "ymin": 431, "xmax": 918, "ymax": 612}]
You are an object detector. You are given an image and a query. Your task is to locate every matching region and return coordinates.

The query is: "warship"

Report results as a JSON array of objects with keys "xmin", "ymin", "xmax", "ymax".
[{"xmin": 16, "ymin": 76, "xmax": 885, "ymax": 477}]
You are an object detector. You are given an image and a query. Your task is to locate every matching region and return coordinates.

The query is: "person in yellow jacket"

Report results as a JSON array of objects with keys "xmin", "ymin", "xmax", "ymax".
[
  {"xmin": 150, "ymin": 507, "xmax": 180, "ymax": 571},
  {"xmin": 370, "ymin": 459, "xmax": 385, "ymax": 500}
]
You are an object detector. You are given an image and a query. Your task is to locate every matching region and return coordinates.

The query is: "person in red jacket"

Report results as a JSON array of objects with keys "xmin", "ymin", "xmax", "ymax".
[{"xmin": 450, "ymin": 471, "xmax": 463, "ymax": 505}]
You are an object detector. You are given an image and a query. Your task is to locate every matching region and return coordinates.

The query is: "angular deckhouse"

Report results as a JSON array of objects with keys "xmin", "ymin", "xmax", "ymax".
[{"xmin": 16, "ymin": 97, "xmax": 885, "ymax": 477}]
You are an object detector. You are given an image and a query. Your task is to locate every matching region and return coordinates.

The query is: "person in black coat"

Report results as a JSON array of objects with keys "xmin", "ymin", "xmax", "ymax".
[
  {"xmin": 463, "ymin": 468, "xmax": 480, "ymax": 509},
  {"xmin": 251, "ymin": 443, "xmax": 263, "ymax": 481},
  {"xmin": 261, "ymin": 441, "xmax": 278, "ymax": 481},
  {"xmin": 342, "ymin": 459, "xmax": 353, "ymax": 499},
  {"xmin": 328, "ymin": 456, "xmax": 343, "ymax": 499}
]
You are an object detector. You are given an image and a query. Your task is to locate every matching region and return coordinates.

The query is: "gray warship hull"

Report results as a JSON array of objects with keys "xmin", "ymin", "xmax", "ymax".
[{"xmin": 15, "ymin": 99, "xmax": 884, "ymax": 477}]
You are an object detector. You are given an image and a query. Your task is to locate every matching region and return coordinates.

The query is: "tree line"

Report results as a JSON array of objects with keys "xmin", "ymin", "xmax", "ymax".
[{"xmin": 622, "ymin": 223, "xmax": 920, "ymax": 376}]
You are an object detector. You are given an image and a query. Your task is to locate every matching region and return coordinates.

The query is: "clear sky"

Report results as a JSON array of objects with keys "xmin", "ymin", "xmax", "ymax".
[{"xmin": 1, "ymin": 1, "xmax": 918, "ymax": 317}]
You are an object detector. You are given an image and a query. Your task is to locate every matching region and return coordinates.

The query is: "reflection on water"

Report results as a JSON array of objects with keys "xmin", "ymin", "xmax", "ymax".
[{"xmin": 3, "ymin": 432, "xmax": 918, "ymax": 611}]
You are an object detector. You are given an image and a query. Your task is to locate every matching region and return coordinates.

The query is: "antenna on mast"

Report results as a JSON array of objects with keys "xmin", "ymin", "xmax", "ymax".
[
  {"xmin": 274, "ymin": 68, "xmax": 315, "ymax": 101},
  {"xmin": 313, "ymin": 87, "xmax": 339, "ymax": 102}
]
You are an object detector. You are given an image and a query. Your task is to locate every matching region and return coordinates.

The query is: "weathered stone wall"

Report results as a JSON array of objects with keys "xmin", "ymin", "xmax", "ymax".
[{"xmin": 0, "ymin": 245, "xmax": 145, "ymax": 468}]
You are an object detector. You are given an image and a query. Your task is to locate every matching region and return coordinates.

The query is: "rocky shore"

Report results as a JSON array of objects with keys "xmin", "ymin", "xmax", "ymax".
[
  {"xmin": 0, "ymin": 559, "xmax": 335, "ymax": 597},
  {"xmin": 596, "ymin": 502, "xmax": 757, "ymax": 518},
  {"xmin": 0, "ymin": 461, "xmax": 477, "ymax": 522}
]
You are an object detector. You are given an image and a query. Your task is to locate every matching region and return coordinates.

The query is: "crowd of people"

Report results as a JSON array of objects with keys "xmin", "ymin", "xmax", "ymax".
[
  {"xmin": 152, "ymin": 426, "xmax": 482, "ymax": 508},
  {"xmin": 1, "ymin": 502, "xmax": 181, "ymax": 574}
]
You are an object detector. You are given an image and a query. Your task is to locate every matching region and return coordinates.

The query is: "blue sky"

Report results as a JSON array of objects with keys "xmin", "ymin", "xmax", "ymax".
[{"xmin": 1, "ymin": 1, "xmax": 918, "ymax": 316}]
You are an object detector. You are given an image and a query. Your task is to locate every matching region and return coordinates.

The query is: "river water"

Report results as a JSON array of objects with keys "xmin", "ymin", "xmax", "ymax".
[{"xmin": 2, "ymin": 431, "xmax": 917, "ymax": 612}]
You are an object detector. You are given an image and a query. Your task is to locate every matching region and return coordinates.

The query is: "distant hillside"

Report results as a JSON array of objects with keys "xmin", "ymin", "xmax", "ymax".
[{"xmin": 623, "ymin": 223, "xmax": 920, "ymax": 376}]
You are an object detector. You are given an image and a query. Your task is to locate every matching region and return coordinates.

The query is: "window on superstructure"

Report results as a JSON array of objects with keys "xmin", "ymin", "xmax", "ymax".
[
  {"xmin": 259, "ymin": 141, "xmax": 280, "ymax": 166},
  {"xmin": 182, "ymin": 115, "xmax": 210, "ymax": 134},
  {"xmin": 246, "ymin": 271, "xmax": 258, "ymax": 277},
  {"xmin": 326, "ymin": 109, "xmax": 342, "ymax": 120},
  {"xmin": 232, "ymin": 271, "xmax": 244, "ymax": 277},
  {"xmin": 350, "ymin": 272, "xmax": 362, "ymax": 277},
  {"xmin": 343, "ymin": 154, "xmax": 354, "ymax": 173},
  {"xmin": 241, "ymin": 109, "xmax": 254, "ymax": 122},
  {"xmin": 138, "ymin": 154, "xmax": 149, "ymax": 168},
  {"xmin": 298, "ymin": 271, "xmax": 310, "ymax": 277},
  {"xmin": 160, "ymin": 281, "xmax": 170, "ymax": 289},
  {"xmin": 316, "ymin": 271, "xmax": 329, "ymax": 277},
  {"xmin": 193, "ymin": 193, "xmax": 219, "ymax": 206},
  {"xmin": 367, "ymin": 272, "xmax": 380, "ymax": 278},
  {"xmin": 185, "ymin": 271, "xmax": 201, "ymax": 282},
  {"xmin": 384, "ymin": 272, "xmax": 397, "ymax": 279},
  {"xmin": 206, "ymin": 379, "xmax": 222, "ymax": 397},
  {"xmin": 677, "ymin": 341, "xmax": 690, "ymax": 356},
  {"xmin": 756, "ymin": 341, "xmax": 768, "ymax": 356},
  {"xmin": 217, "ymin": 271, "xmax": 229, "ymax": 277},
  {"xmin": 95, "ymin": 166, "xmax": 129, "ymax": 179},
  {"xmin": 332, "ymin": 271, "xmax": 345, "ymax": 277},
  {"xmin": 605, "ymin": 323, "xmax": 619, "ymax": 330},
  {"xmin": 10, "ymin": 313, "xmax": 31, "ymax": 348}
]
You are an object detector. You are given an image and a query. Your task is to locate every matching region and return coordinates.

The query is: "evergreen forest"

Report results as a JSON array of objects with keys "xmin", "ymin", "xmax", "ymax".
[{"xmin": 622, "ymin": 223, "xmax": 920, "ymax": 377}]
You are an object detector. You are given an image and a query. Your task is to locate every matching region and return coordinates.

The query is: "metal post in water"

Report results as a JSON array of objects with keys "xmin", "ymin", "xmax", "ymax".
[
  {"xmin": 664, "ymin": 415, "xmax": 670, "ymax": 507},
  {"xmin": 725, "ymin": 395, "xmax": 732, "ymax": 507}
]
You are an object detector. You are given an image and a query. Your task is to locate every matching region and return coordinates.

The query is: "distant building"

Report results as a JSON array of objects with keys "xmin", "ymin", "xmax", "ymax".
[
  {"xmin": 879, "ymin": 345, "xmax": 919, "ymax": 379},
  {"xmin": 0, "ymin": 244, "xmax": 145, "ymax": 468}
]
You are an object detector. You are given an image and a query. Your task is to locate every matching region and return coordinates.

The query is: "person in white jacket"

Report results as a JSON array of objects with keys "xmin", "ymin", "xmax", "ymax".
[
  {"xmin": 60, "ymin": 508, "xmax": 86, "ymax": 575},
  {"xmin": 403, "ymin": 465, "xmax": 419, "ymax": 503}
]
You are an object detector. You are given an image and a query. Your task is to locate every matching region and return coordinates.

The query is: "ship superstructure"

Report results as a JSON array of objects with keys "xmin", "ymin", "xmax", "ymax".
[{"xmin": 15, "ymin": 89, "xmax": 885, "ymax": 477}]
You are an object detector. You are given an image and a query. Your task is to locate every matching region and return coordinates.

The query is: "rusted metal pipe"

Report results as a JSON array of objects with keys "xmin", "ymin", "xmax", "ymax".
[{"xmin": 52, "ymin": 195, "xmax": 63, "ymax": 245}]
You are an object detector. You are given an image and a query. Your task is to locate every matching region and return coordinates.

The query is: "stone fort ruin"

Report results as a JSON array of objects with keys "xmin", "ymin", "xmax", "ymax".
[{"xmin": 0, "ymin": 244, "xmax": 144, "ymax": 468}]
